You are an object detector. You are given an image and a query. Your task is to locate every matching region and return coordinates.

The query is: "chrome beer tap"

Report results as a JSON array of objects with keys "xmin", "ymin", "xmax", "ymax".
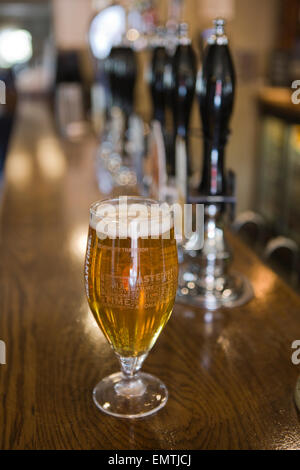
[{"xmin": 177, "ymin": 19, "xmax": 253, "ymax": 310}]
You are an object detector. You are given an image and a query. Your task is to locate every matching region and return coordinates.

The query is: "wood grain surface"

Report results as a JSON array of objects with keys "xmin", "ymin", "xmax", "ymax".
[{"xmin": 0, "ymin": 100, "xmax": 300, "ymax": 450}]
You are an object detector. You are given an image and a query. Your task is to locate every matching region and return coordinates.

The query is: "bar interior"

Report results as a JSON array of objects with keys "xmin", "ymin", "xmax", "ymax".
[{"xmin": 0, "ymin": 0, "xmax": 300, "ymax": 451}]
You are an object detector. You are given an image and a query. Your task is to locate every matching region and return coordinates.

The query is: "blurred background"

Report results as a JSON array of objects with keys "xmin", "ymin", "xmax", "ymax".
[{"xmin": 0, "ymin": 0, "xmax": 300, "ymax": 291}]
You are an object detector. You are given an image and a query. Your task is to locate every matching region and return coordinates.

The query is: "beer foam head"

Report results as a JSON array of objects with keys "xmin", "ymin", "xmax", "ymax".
[{"xmin": 90, "ymin": 201, "xmax": 173, "ymax": 239}]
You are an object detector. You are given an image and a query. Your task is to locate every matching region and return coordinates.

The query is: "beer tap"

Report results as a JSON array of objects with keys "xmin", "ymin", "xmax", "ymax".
[
  {"xmin": 170, "ymin": 23, "xmax": 197, "ymax": 177},
  {"xmin": 106, "ymin": 37, "xmax": 137, "ymax": 159},
  {"xmin": 177, "ymin": 19, "xmax": 253, "ymax": 310},
  {"xmin": 149, "ymin": 26, "xmax": 168, "ymax": 127},
  {"xmin": 198, "ymin": 18, "xmax": 234, "ymax": 197},
  {"xmin": 110, "ymin": 42, "xmax": 137, "ymax": 124}
]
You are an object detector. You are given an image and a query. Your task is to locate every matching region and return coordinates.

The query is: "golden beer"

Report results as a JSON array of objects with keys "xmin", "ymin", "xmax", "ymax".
[
  {"xmin": 84, "ymin": 197, "xmax": 178, "ymax": 418},
  {"xmin": 85, "ymin": 213, "xmax": 178, "ymax": 357}
]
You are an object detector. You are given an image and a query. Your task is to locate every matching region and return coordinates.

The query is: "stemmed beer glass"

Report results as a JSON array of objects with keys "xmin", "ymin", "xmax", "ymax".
[{"xmin": 84, "ymin": 196, "xmax": 178, "ymax": 418}]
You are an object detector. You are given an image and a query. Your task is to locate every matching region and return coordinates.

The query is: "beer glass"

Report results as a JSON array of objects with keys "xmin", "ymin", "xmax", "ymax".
[{"xmin": 84, "ymin": 196, "xmax": 178, "ymax": 418}]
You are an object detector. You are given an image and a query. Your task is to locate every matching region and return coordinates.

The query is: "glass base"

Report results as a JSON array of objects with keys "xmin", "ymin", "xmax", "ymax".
[
  {"xmin": 295, "ymin": 376, "xmax": 300, "ymax": 412},
  {"xmin": 93, "ymin": 372, "xmax": 168, "ymax": 419},
  {"xmin": 177, "ymin": 264, "xmax": 254, "ymax": 310}
]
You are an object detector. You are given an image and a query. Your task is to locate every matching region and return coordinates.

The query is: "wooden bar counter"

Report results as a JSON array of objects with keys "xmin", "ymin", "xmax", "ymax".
[{"xmin": 0, "ymin": 100, "xmax": 300, "ymax": 450}]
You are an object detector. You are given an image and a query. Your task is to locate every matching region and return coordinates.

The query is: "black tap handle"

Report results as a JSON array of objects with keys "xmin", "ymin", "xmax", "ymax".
[
  {"xmin": 107, "ymin": 45, "xmax": 137, "ymax": 119},
  {"xmin": 150, "ymin": 45, "xmax": 167, "ymax": 126},
  {"xmin": 170, "ymin": 23, "xmax": 197, "ymax": 176},
  {"xmin": 198, "ymin": 19, "xmax": 235, "ymax": 195}
]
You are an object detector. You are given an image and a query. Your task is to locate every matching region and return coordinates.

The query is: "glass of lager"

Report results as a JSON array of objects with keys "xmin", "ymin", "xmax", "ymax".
[{"xmin": 84, "ymin": 196, "xmax": 178, "ymax": 418}]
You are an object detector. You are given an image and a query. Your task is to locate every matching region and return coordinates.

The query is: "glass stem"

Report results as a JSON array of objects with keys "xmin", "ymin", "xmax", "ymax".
[
  {"xmin": 118, "ymin": 353, "xmax": 148, "ymax": 379},
  {"xmin": 115, "ymin": 354, "xmax": 148, "ymax": 397}
]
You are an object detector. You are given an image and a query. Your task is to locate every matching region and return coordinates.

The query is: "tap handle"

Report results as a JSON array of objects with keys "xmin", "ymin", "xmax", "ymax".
[
  {"xmin": 171, "ymin": 23, "xmax": 197, "ymax": 138},
  {"xmin": 169, "ymin": 23, "xmax": 196, "ymax": 176},
  {"xmin": 198, "ymin": 18, "xmax": 235, "ymax": 195},
  {"xmin": 149, "ymin": 28, "xmax": 167, "ymax": 126}
]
